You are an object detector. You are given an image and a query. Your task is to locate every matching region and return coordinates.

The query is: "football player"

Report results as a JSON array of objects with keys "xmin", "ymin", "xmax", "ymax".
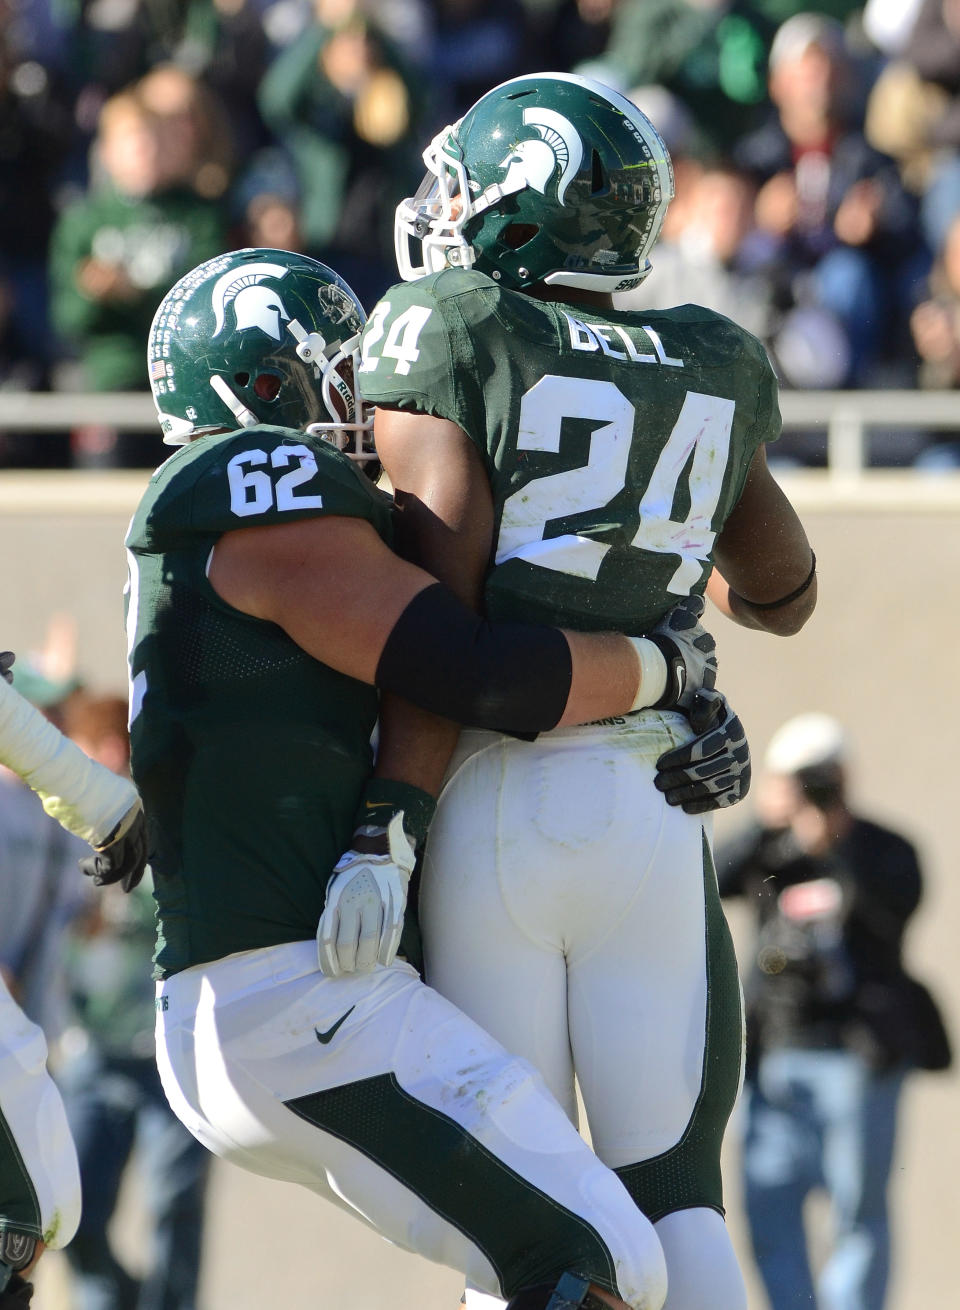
[
  {"xmin": 359, "ymin": 73, "xmax": 818, "ymax": 1310},
  {"xmin": 132, "ymin": 247, "xmax": 732, "ymax": 1310},
  {"xmin": 0, "ymin": 653, "xmax": 146, "ymax": 1307}
]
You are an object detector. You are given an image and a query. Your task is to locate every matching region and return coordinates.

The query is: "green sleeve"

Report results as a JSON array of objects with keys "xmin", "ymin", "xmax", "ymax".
[
  {"xmin": 587, "ymin": 0, "xmax": 712, "ymax": 88},
  {"xmin": 358, "ymin": 274, "xmax": 484, "ymax": 432},
  {"xmin": 148, "ymin": 201, "xmax": 226, "ymax": 299},
  {"xmin": 140, "ymin": 428, "xmax": 390, "ymax": 548},
  {"xmin": 746, "ymin": 336, "xmax": 782, "ymax": 449},
  {"xmin": 258, "ymin": 26, "xmax": 348, "ymax": 136},
  {"xmin": 723, "ymin": 332, "xmax": 782, "ymax": 515},
  {"xmin": 752, "ymin": 0, "xmax": 861, "ymax": 21},
  {"xmin": 48, "ymin": 200, "xmax": 105, "ymax": 339},
  {"xmin": 257, "ymin": 28, "xmax": 352, "ymax": 245},
  {"xmin": 49, "ymin": 193, "xmax": 226, "ymax": 340}
]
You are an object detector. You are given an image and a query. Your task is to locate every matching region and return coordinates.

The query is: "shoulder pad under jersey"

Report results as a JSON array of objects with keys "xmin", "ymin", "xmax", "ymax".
[
  {"xmin": 127, "ymin": 425, "xmax": 390, "ymax": 551},
  {"xmin": 631, "ymin": 303, "xmax": 781, "ymax": 446},
  {"xmin": 359, "ymin": 272, "xmax": 511, "ymax": 426}
]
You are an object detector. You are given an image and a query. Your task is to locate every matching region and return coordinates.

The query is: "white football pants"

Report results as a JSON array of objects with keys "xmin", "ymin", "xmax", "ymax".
[
  {"xmin": 156, "ymin": 940, "xmax": 668, "ymax": 1309},
  {"xmin": 0, "ymin": 975, "xmax": 81, "ymax": 1250},
  {"xmin": 421, "ymin": 715, "xmax": 747, "ymax": 1310}
]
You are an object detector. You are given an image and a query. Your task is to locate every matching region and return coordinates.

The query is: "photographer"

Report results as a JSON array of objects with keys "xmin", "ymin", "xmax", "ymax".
[{"xmin": 716, "ymin": 712, "xmax": 950, "ymax": 1310}]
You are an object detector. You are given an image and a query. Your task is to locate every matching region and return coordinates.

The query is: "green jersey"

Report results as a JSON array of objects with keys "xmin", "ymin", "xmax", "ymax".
[
  {"xmin": 125, "ymin": 426, "xmax": 392, "ymax": 977},
  {"xmin": 359, "ymin": 268, "xmax": 779, "ymax": 634}
]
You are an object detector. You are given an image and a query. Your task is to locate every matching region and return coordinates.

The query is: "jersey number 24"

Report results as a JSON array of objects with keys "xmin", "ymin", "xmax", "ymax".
[{"xmin": 497, "ymin": 375, "xmax": 734, "ymax": 594}]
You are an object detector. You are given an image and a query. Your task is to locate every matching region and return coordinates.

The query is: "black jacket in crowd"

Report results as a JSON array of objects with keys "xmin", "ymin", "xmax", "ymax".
[{"xmin": 716, "ymin": 816, "xmax": 950, "ymax": 1073}]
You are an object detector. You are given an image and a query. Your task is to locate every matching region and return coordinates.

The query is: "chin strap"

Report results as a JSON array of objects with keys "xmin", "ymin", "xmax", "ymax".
[{"xmin": 209, "ymin": 375, "xmax": 259, "ymax": 428}]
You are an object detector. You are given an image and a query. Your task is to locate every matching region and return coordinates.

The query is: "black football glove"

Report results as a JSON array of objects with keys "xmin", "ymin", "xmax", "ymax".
[
  {"xmin": 655, "ymin": 688, "xmax": 751, "ymax": 815},
  {"xmin": 0, "ymin": 1226, "xmax": 36, "ymax": 1305},
  {"xmin": 0, "ymin": 651, "xmax": 15, "ymax": 685},
  {"xmin": 647, "ymin": 594, "xmax": 718, "ymax": 711},
  {"xmin": 78, "ymin": 800, "xmax": 148, "ymax": 893},
  {"xmin": 0, "ymin": 1275, "xmax": 33, "ymax": 1308}
]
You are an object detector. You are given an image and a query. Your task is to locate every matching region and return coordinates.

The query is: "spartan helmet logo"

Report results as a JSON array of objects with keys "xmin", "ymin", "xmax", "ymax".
[
  {"xmin": 499, "ymin": 107, "xmax": 583, "ymax": 206},
  {"xmin": 211, "ymin": 262, "xmax": 292, "ymax": 340}
]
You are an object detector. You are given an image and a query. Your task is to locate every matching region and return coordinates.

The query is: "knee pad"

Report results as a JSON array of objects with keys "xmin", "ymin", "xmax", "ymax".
[{"xmin": 506, "ymin": 1273, "xmax": 613, "ymax": 1310}]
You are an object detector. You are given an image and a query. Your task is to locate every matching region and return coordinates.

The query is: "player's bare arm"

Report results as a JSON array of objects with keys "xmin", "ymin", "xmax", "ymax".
[
  {"xmin": 208, "ymin": 513, "xmax": 692, "ymax": 737},
  {"xmin": 368, "ymin": 406, "xmax": 494, "ymax": 812},
  {"xmin": 375, "ymin": 407, "xmax": 717, "ymax": 720},
  {"xmin": 708, "ymin": 446, "xmax": 817, "ymax": 636},
  {"xmin": 378, "ymin": 409, "xmax": 493, "ymax": 611},
  {"xmin": 374, "ymin": 405, "xmax": 740, "ymax": 813},
  {"xmin": 375, "ymin": 409, "xmax": 672, "ymax": 727},
  {"xmin": 210, "ymin": 508, "xmax": 706, "ymax": 981}
]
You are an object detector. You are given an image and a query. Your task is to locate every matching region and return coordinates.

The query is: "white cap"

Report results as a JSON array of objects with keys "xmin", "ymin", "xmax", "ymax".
[
  {"xmin": 626, "ymin": 84, "xmax": 696, "ymax": 156},
  {"xmin": 764, "ymin": 712, "xmax": 848, "ymax": 774},
  {"xmin": 769, "ymin": 13, "xmax": 846, "ymax": 72}
]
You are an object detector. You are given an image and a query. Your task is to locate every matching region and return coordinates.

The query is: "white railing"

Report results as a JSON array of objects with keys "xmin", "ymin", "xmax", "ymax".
[
  {"xmin": 0, "ymin": 391, "xmax": 158, "ymax": 430},
  {"xmin": 2, "ymin": 387, "xmax": 960, "ymax": 478},
  {"xmin": 778, "ymin": 389, "xmax": 960, "ymax": 474}
]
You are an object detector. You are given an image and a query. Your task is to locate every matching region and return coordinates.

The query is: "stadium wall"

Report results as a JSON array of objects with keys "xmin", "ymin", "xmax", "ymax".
[{"xmin": 3, "ymin": 470, "xmax": 957, "ymax": 1310}]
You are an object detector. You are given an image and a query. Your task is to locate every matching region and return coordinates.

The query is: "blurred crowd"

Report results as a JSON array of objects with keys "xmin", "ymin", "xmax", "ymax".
[{"xmin": 4, "ymin": 0, "xmax": 960, "ymax": 468}]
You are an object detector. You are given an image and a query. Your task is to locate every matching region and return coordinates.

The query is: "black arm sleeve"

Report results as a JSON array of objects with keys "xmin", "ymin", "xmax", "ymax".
[{"xmin": 375, "ymin": 583, "xmax": 573, "ymax": 733}]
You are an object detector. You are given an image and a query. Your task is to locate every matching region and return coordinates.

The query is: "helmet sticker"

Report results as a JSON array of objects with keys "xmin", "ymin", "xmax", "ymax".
[
  {"xmin": 211, "ymin": 261, "xmax": 292, "ymax": 340},
  {"xmin": 318, "ymin": 281, "xmax": 362, "ymax": 331},
  {"xmin": 499, "ymin": 107, "xmax": 583, "ymax": 205}
]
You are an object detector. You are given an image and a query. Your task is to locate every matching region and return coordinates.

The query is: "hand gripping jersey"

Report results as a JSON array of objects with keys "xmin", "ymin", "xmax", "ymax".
[
  {"xmin": 359, "ymin": 268, "xmax": 780, "ymax": 634},
  {"xmin": 125, "ymin": 426, "xmax": 392, "ymax": 977}
]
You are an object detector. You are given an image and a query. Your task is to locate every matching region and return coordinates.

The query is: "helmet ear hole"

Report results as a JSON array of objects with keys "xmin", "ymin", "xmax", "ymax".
[
  {"xmin": 253, "ymin": 372, "xmax": 282, "ymax": 402},
  {"xmin": 500, "ymin": 222, "xmax": 540, "ymax": 250},
  {"xmin": 590, "ymin": 149, "xmax": 609, "ymax": 197}
]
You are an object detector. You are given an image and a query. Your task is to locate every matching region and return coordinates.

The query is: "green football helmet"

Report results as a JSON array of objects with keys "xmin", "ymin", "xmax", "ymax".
[
  {"xmin": 395, "ymin": 72, "xmax": 674, "ymax": 293},
  {"xmin": 147, "ymin": 248, "xmax": 375, "ymax": 458}
]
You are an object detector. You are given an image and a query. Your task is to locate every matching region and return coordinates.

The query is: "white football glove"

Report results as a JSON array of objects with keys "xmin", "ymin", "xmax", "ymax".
[{"xmin": 317, "ymin": 811, "xmax": 417, "ymax": 977}]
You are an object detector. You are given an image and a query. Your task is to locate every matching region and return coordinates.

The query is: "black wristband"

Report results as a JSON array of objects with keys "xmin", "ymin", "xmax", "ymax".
[
  {"xmin": 354, "ymin": 778, "xmax": 436, "ymax": 849},
  {"xmin": 738, "ymin": 551, "xmax": 816, "ymax": 612}
]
